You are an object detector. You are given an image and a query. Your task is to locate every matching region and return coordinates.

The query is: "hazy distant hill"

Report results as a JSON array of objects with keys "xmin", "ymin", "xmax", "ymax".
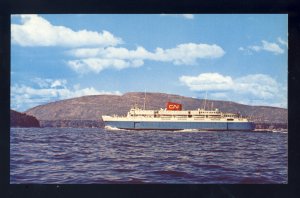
[
  {"xmin": 11, "ymin": 110, "xmax": 40, "ymax": 127},
  {"xmin": 25, "ymin": 92, "xmax": 287, "ymax": 124}
]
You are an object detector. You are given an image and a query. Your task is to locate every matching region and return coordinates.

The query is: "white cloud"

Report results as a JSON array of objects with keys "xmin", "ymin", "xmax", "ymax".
[
  {"xmin": 50, "ymin": 79, "xmax": 67, "ymax": 88},
  {"xmin": 11, "ymin": 78, "xmax": 121, "ymax": 111},
  {"xmin": 11, "ymin": 14, "xmax": 225, "ymax": 74},
  {"xmin": 241, "ymin": 40, "xmax": 284, "ymax": 55},
  {"xmin": 277, "ymin": 37, "xmax": 288, "ymax": 47},
  {"xmin": 235, "ymin": 74, "xmax": 280, "ymax": 99},
  {"xmin": 179, "ymin": 73, "xmax": 287, "ymax": 108},
  {"xmin": 67, "ymin": 58, "xmax": 144, "ymax": 73},
  {"xmin": 11, "ymin": 14, "xmax": 122, "ymax": 47},
  {"xmin": 31, "ymin": 78, "xmax": 67, "ymax": 89},
  {"xmin": 249, "ymin": 45, "xmax": 261, "ymax": 52},
  {"xmin": 68, "ymin": 46, "xmax": 152, "ymax": 59},
  {"xmin": 67, "ymin": 43, "xmax": 225, "ymax": 73},
  {"xmin": 160, "ymin": 14, "xmax": 195, "ymax": 20},
  {"xmin": 31, "ymin": 78, "xmax": 53, "ymax": 88},
  {"xmin": 261, "ymin": 40, "xmax": 284, "ymax": 54},
  {"xmin": 155, "ymin": 43, "xmax": 225, "ymax": 64},
  {"xmin": 179, "ymin": 73, "xmax": 234, "ymax": 91}
]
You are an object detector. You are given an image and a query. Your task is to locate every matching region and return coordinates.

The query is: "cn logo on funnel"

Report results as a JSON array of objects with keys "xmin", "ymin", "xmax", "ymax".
[{"xmin": 167, "ymin": 102, "xmax": 182, "ymax": 111}]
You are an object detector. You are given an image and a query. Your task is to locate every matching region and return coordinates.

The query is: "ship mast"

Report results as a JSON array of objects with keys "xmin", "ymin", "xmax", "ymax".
[
  {"xmin": 203, "ymin": 92, "xmax": 207, "ymax": 110},
  {"xmin": 143, "ymin": 89, "xmax": 146, "ymax": 110}
]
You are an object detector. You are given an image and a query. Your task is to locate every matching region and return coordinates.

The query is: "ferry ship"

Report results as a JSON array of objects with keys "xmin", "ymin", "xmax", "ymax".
[{"xmin": 102, "ymin": 102, "xmax": 255, "ymax": 131}]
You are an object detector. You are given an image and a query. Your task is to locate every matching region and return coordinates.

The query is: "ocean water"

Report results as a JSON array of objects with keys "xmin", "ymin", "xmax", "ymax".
[{"xmin": 10, "ymin": 128, "xmax": 287, "ymax": 184}]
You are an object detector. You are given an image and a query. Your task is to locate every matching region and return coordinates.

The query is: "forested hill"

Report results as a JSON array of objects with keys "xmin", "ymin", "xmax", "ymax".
[{"xmin": 11, "ymin": 110, "xmax": 40, "ymax": 127}]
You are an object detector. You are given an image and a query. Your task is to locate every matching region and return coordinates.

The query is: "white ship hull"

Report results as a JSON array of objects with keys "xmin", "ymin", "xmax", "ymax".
[{"xmin": 102, "ymin": 116, "xmax": 255, "ymax": 131}]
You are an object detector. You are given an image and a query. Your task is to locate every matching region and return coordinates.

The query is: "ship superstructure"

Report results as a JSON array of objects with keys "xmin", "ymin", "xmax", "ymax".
[{"xmin": 102, "ymin": 102, "xmax": 255, "ymax": 131}]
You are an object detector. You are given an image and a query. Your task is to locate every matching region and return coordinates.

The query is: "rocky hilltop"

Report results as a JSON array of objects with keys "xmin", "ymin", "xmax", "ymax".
[
  {"xmin": 25, "ymin": 92, "xmax": 287, "ymax": 128},
  {"xmin": 11, "ymin": 110, "xmax": 40, "ymax": 127}
]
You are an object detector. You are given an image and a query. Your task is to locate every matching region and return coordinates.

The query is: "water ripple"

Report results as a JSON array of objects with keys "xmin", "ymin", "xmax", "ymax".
[{"xmin": 10, "ymin": 128, "xmax": 287, "ymax": 184}]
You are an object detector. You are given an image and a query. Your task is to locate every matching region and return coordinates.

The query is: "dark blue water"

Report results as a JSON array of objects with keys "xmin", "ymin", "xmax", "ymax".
[{"xmin": 10, "ymin": 128, "xmax": 287, "ymax": 184}]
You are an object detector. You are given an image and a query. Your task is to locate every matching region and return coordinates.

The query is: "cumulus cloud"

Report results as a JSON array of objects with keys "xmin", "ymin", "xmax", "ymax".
[
  {"xmin": 67, "ymin": 58, "xmax": 144, "ymax": 73},
  {"xmin": 68, "ymin": 46, "xmax": 151, "ymax": 59},
  {"xmin": 240, "ymin": 39, "xmax": 285, "ymax": 55},
  {"xmin": 67, "ymin": 43, "xmax": 225, "ymax": 73},
  {"xmin": 11, "ymin": 14, "xmax": 225, "ymax": 74},
  {"xmin": 11, "ymin": 14, "xmax": 122, "ymax": 47},
  {"xmin": 235, "ymin": 74, "xmax": 280, "ymax": 99},
  {"xmin": 11, "ymin": 78, "xmax": 121, "ymax": 111},
  {"xmin": 179, "ymin": 73, "xmax": 234, "ymax": 91},
  {"xmin": 160, "ymin": 14, "xmax": 195, "ymax": 20},
  {"xmin": 179, "ymin": 73, "xmax": 287, "ymax": 108}
]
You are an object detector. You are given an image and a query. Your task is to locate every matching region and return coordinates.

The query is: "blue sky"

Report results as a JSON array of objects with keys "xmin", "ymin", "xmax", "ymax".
[{"xmin": 11, "ymin": 14, "xmax": 288, "ymax": 111}]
